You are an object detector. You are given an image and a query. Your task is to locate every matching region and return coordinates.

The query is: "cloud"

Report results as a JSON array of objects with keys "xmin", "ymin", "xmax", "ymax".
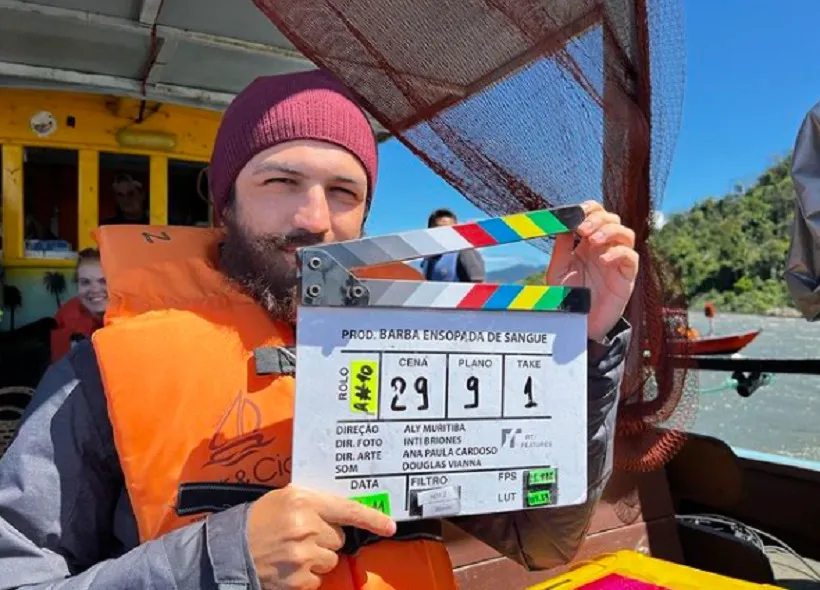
[{"xmin": 653, "ymin": 211, "xmax": 667, "ymax": 229}]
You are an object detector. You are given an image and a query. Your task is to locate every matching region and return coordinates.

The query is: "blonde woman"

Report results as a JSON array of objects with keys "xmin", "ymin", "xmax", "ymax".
[{"xmin": 50, "ymin": 248, "xmax": 107, "ymax": 362}]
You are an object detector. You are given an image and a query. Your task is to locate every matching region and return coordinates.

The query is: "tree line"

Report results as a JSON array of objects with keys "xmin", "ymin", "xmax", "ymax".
[{"xmin": 523, "ymin": 155, "xmax": 797, "ymax": 315}]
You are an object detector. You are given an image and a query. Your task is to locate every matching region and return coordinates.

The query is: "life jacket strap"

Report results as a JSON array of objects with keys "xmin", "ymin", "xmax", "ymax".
[
  {"xmin": 177, "ymin": 482, "xmax": 278, "ymax": 516},
  {"xmin": 340, "ymin": 519, "xmax": 444, "ymax": 555}
]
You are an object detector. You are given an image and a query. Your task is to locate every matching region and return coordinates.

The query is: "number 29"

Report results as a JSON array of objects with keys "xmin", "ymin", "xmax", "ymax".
[{"xmin": 390, "ymin": 376, "xmax": 429, "ymax": 411}]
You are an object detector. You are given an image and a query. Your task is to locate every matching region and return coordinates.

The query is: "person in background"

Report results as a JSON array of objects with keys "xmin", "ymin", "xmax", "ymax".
[
  {"xmin": 704, "ymin": 301, "xmax": 716, "ymax": 336},
  {"xmin": 49, "ymin": 248, "xmax": 107, "ymax": 362},
  {"xmin": 101, "ymin": 173, "xmax": 149, "ymax": 225},
  {"xmin": 786, "ymin": 100, "xmax": 820, "ymax": 320},
  {"xmin": 421, "ymin": 208, "xmax": 485, "ymax": 282}
]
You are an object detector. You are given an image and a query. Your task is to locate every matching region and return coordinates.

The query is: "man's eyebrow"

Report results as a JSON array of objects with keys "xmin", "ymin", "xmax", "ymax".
[
  {"xmin": 330, "ymin": 174, "xmax": 363, "ymax": 186},
  {"xmin": 251, "ymin": 162, "xmax": 306, "ymax": 177},
  {"xmin": 251, "ymin": 162, "xmax": 364, "ymax": 186}
]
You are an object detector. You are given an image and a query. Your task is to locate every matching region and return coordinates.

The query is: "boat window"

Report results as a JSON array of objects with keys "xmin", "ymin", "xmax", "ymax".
[
  {"xmin": 168, "ymin": 159, "xmax": 211, "ymax": 227},
  {"xmin": 98, "ymin": 152, "xmax": 150, "ymax": 226},
  {"xmin": 22, "ymin": 147, "xmax": 79, "ymax": 260}
]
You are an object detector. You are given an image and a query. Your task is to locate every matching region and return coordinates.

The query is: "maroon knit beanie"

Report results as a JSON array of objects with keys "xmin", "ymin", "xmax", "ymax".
[{"xmin": 209, "ymin": 69, "xmax": 378, "ymax": 225}]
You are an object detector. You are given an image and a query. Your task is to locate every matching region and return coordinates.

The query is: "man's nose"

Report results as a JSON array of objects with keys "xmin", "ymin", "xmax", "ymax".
[{"xmin": 292, "ymin": 185, "xmax": 331, "ymax": 235}]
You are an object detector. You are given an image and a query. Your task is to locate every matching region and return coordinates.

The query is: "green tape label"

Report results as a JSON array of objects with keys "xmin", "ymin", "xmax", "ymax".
[
  {"xmin": 526, "ymin": 490, "xmax": 552, "ymax": 507},
  {"xmin": 350, "ymin": 491, "xmax": 391, "ymax": 516},
  {"xmin": 350, "ymin": 360, "xmax": 379, "ymax": 415},
  {"xmin": 527, "ymin": 490, "xmax": 552, "ymax": 506},
  {"xmin": 528, "ymin": 468, "xmax": 557, "ymax": 487}
]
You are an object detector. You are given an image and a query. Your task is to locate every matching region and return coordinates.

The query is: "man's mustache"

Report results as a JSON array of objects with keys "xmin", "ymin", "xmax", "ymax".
[{"xmin": 255, "ymin": 230, "xmax": 326, "ymax": 251}]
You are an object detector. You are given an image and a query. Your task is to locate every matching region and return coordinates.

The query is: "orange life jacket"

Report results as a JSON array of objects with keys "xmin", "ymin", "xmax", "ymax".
[{"xmin": 91, "ymin": 225, "xmax": 456, "ymax": 590}]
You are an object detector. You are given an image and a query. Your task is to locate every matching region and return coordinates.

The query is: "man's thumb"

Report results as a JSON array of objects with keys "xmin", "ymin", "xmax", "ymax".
[{"xmin": 545, "ymin": 233, "xmax": 575, "ymax": 283}]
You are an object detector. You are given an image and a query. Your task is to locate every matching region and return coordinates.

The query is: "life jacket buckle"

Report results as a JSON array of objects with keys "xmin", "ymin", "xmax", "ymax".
[{"xmin": 254, "ymin": 346, "xmax": 296, "ymax": 376}]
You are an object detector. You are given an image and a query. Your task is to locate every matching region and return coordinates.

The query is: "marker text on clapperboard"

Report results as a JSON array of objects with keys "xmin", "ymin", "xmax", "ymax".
[{"xmin": 340, "ymin": 328, "xmax": 555, "ymax": 347}]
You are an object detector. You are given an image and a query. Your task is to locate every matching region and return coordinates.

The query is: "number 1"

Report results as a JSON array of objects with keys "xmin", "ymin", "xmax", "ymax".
[{"xmin": 524, "ymin": 376, "xmax": 537, "ymax": 408}]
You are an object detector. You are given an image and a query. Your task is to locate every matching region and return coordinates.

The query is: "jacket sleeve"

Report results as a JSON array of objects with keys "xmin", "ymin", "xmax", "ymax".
[
  {"xmin": 786, "ymin": 101, "xmax": 820, "ymax": 321},
  {"xmin": 456, "ymin": 249, "xmax": 486, "ymax": 282},
  {"xmin": 0, "ymin": 342, "xmax": 261, "ymax": 590},
  {"xmin": 448, "ymin": 317, "xmax": 630, "ymax": 570}
]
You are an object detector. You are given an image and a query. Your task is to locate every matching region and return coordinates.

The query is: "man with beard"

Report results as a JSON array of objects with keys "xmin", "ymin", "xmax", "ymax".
[{"xmin": 0, "ymin": 70, "xmax": 637, "ymax": 590}]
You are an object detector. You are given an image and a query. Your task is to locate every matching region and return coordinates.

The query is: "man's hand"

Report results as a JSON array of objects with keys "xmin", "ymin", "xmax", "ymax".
[
  {"xmin": 247, "ymin": 485, "xmax": 396, "ymax": 590},
  {"xmin": 546, "ymin": 200, "xmax": 639, "ymax": 342}
]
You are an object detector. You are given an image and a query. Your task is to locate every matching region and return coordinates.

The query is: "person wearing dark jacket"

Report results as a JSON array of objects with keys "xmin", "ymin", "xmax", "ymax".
[
  {"xmin": 787, "ymin": 100, "xmax": 820, "ymax": 320},
  {"xmin": 421, "ymin": 208, "xmax": 486, "ymax": 282},
  {"xmin": 0, "ymin": 69, "xmax": 637, "ymax": 590}
]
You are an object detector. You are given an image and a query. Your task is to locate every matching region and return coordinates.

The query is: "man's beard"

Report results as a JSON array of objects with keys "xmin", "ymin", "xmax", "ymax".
[{"xmin": 220, "ymin": 213, "xmax": 324, "ymax": 324}]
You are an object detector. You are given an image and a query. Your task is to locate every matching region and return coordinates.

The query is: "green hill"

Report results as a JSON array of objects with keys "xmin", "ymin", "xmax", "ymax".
[
  {"xmin": 522, "ymin": 156, "xmax": 797, "ymax": 315},
  {"xmin": 652, "ymin": 156, "xmax": 796, "ymax": 314}
]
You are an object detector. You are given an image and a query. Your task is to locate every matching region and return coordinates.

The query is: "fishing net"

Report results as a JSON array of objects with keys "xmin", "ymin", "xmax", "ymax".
[{"xmin": 253, "ymin": 0, "xmax": 696, "ymax": 472}]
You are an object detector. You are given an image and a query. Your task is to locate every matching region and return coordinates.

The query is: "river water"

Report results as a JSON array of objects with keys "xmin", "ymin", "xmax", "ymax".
[{"xmin": 680, "ymin": 313, "xmax": 819, "ymax": 462}]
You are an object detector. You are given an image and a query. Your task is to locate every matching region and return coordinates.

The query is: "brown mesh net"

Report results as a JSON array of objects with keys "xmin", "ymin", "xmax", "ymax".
[{"xmin": 254, "ymin": 0, "xmax": 696, "ymax": 471}]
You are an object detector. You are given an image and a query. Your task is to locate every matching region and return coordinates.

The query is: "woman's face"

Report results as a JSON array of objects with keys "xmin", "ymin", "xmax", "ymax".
[{"xmin": 77, "ymin": 260, "xmax": 107, "ymax": 316}]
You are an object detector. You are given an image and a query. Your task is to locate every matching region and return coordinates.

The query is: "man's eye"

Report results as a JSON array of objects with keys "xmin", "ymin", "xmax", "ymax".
[
  {"xmin": 264, "ymin": 177, "xmax": 295, "ymax": 186},
  {"xmin": 331, "ymin": 187, "xmax": 359, "ymax": 198}
]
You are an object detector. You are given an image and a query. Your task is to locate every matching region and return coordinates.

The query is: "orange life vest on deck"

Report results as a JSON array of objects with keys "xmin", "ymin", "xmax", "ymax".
[{"xmin": 91, "ymin": 225, "xmax": 456, "ymax": 590}]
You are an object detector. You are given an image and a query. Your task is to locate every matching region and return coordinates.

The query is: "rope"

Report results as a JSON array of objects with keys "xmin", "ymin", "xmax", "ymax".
[{"xmin": 697, "ymin": 374, "xmax": 775, "ymax": 395}]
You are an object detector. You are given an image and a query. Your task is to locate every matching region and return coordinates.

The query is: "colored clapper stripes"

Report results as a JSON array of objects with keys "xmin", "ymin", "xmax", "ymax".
[
  {"xmin": 455, "ymin": 207, "xmax": 583, "ymax": 247},
  {"xmin": 306, "ymin": 203, "xmax": 590, "ymax": 313},
  {"xmin": 318, "ymin": 205, "xmax": 585, "ymax": 270},
  {"xmin": 361, "ymin": 280, "xmax": 590, "ymax": 314}
]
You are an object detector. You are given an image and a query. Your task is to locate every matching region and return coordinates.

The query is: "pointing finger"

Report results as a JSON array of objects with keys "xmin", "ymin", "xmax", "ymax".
[{"xmin": 316, "ymin": 496, "xmax": 397, "ymax": 537}]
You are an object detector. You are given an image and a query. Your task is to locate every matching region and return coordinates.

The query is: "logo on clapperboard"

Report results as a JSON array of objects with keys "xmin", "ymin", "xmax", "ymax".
[{"xmin": 501, "ymin": 427, "xmax": 522, "ymax": 448}]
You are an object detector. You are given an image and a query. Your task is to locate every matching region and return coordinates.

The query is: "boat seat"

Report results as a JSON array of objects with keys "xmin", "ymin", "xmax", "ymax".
[
  {"xmin": 446, "ymin": 465, "xmax": 684, "ymax": 588},
  {"xmin": 445, "ymin": 430, "xmax": 773, "ymax": 588},
  {"xmin": 665, "ymin": 431, "xmax": 744, "ymax": 507}
]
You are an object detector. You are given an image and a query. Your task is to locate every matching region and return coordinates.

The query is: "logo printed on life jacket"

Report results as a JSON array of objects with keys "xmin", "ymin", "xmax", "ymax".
[
  {"xmin": 142, "ymin": 230, "xmax": 172, "ymax": 244},
  {"xmin": 205, "ymin": 390, "xmax": 275, "ymax": 468}
]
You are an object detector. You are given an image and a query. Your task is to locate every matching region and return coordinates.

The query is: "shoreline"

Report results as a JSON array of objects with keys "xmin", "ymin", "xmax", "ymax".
[{"xmin": 687, "ymin": 307, "xmax": 803, "ymax": 319}]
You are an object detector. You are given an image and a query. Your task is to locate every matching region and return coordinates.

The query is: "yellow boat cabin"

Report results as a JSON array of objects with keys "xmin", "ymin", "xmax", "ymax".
[
  {"xmin": 0, "ymin": 89, "xmax": 221, "ymax": 329},
  {"xmin": 0, "ymin": 0, "xmax": 388, "ymax": 339}
]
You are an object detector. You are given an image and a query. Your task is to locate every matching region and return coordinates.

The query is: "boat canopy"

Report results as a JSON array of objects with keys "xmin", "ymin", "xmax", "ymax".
[{"xmin": 0, "ymin": 0, "xmax": 386, "ymax": 135}]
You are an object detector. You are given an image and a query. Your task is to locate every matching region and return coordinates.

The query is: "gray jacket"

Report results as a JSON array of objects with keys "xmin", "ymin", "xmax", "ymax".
[
  {"xmin": 0, "ymin": 319, "xmax": 630, "ymax": 589},
  {"xmin": 787, "ymin": 100, "xmax": 820, "ymax": 320}
]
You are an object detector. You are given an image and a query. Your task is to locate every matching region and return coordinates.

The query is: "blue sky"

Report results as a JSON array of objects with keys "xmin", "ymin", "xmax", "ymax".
[{"xmin": 365, "ymin": 0, "xmax": 820, "ymax": 273}]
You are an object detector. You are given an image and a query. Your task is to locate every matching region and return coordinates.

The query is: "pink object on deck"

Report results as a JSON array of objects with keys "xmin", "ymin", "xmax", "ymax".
[{"xmin": 578, "ymin": 574, "xmax": 670, "ymax": 589}]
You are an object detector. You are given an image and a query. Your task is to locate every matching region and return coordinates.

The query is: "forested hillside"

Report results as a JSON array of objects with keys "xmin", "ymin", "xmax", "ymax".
[
  {"xmin": 521, "ymin": 156, "xmax": 798, "ymax": 315},
  {"xmin": 652, "ymin": 156, "xmax": 795, "ymax": 314}
]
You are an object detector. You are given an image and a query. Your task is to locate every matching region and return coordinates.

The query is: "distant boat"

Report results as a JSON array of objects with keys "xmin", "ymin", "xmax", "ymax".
[{"xmin": 670, "ymin": 329, "xmax": 761, "ymax": 356}]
